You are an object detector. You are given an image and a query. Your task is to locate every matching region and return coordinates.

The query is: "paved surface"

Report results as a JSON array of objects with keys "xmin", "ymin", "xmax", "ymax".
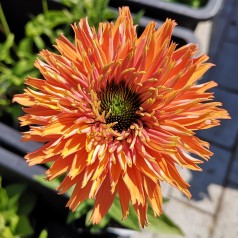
[{"xmin": 129, "ymin": 1, "xmax": 238, "ymax": 238}]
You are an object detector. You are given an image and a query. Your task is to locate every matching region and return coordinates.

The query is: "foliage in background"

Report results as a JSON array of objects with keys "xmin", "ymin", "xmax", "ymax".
[
  {"xmin": 36, "ymin": 174, "xmax": 184, "ymax": 236},
  {"xmin": 0, "ymin": 0, "xmax": 117, "ymax": 127},
  {"xmin": 0, "ymin": 177, "xmax": 47, "ymax": 238},
  {"xmin": 164, "ymin": 0, "xmax": 207, "ymax": 8}
]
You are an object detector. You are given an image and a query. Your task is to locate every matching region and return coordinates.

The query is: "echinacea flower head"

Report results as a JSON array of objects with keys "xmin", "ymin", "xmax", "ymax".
[{"xmin": 13, "ymin": 7, "xmax": 230, "ymax": 227}]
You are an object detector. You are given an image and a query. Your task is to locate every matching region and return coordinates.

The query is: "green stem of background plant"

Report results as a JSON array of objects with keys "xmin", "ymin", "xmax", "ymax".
[
  {"xmin": 42, "ymin": 0, "xmax": 49, "ymax": 14},
  {"xmin": 0, "ymin": 3, "xmax": 18, "ymax": 54},
  {"xmin": 0, "ymin": 3, "xmax": 10, "ymax": 35}
]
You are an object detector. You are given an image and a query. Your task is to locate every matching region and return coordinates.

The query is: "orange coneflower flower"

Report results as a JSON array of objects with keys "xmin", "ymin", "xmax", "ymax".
[{"xmin": 13, "ymin": 7, "xmax": 229, "ymax": 227}]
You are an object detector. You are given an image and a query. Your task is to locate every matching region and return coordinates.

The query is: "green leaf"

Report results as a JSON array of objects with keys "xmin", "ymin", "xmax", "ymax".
[
  {"xmin": 0, "ymin": 227, "xmax": 15, "ymax": 238},
  {"xmin": 164, "ymin": 0, "xmax": 205, "ymax": 8},
  {"xmin": 5, "ymin": 183, "xmax": 27, "ymax": 213},
  {"xmin": 84, "ymin": 206, "xmax": 111, "ymax": 232},
  {"xmin": 0, "ymin": 187, "xmax": 9, "ymax": 211},
  {"xmin": 18, "ymin": 191, "xmax": 37, "ymax": 216},
  {"xmin": 34, "ymin": 174, "xmax": 61, "ymax": 190},
  {"xmin": 34, "ymin": 174, "xmax": 75, "ymax": 198},
  {"xmin": 103, "ymin": 9, "xmax": 117, "ymax": 21},
  {"xmin": 85, "ymin": 207, "xmax": 111, "ymax": 231},
  {"xmin": 33, "ymin": 36, "xmax": 45, "ymax": 50},
  {"xmin": 38, "ymin": 229, "xmax": 48, "ymax": 238},
  {"xmin": 26, "ymin": 11, "xmax": 69, "ymax": 37},
  {"xmin": 66, "ymin": 201, "xmax": 90, "ymax": 224},
  {"xmin": 108, "ymin": 197, "xmax": 140, "ymax": 231},
  {"xmin": 7, "ymin": 213, "xmax": 19, "ymax": 234},
  {"xmin": 90, "ymin": 214, "xmax": 110, "ymax": 233},
  {"xmin": 15, "ymin": 215, "xmax": 34, "ymax": 237},
  {"xmin": 25, "ymin": 10, "xmax": 70, "ymax": 46},
  {"xmin": 85, "ymin": 209, "xmax": 93, "ymax": 227},
  {"xmin": 6, "ymin": 183, "xmax": 27, "ymax": 200},
  {"xmin": 0, "ymin": 33, "xmax": 15, "ymax": 64},
  {"xmin": 133, "ymin": 9, "xmax": 145, "ymax": 25},
  {"xmin": 18, "ymin": 38, "xmax": 34, "ymax": 57},
  {"xmin": 146, "ymin": 209, "xmax": 184, "ymax": 236},
  {"xmin": 0, "ymin": 178, "xmax": 36, "ymax": 237},
  {"xmin": 12, "ymin": 57, "xmax": 36, "ymax": 77}
]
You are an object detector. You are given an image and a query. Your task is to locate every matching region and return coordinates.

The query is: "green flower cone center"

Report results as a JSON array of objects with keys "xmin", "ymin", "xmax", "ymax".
[{"xmin": 98, "ymin": 81, "xmax": 141, "ymax": 132}]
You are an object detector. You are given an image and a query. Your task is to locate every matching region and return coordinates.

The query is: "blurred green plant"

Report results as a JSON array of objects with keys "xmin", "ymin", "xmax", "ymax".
[
  {"xmin": 164, "ymin": 0, "xmax": 207, "ymax": 8},
  {"xmin": 0, "ymin": 0, "xmax": 117, "ymax": 127},
  {"xmin": 0, "ymin": 177, "xmax": 48, "ymax": 238},
  {"xmin": 36, "ymin": 173, "xmax": 184, "ymax": 236}
]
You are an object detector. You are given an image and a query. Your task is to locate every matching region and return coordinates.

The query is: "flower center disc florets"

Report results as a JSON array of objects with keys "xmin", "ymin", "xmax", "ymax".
[{"xmin": 98, "ymin": 81, "xmax": 141, "ymax": 132}]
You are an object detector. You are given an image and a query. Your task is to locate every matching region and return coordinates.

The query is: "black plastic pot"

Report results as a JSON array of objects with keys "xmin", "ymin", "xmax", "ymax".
[{"xmin": 109, "ymin": 0, "xmax": 224, "ymax": 30}]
